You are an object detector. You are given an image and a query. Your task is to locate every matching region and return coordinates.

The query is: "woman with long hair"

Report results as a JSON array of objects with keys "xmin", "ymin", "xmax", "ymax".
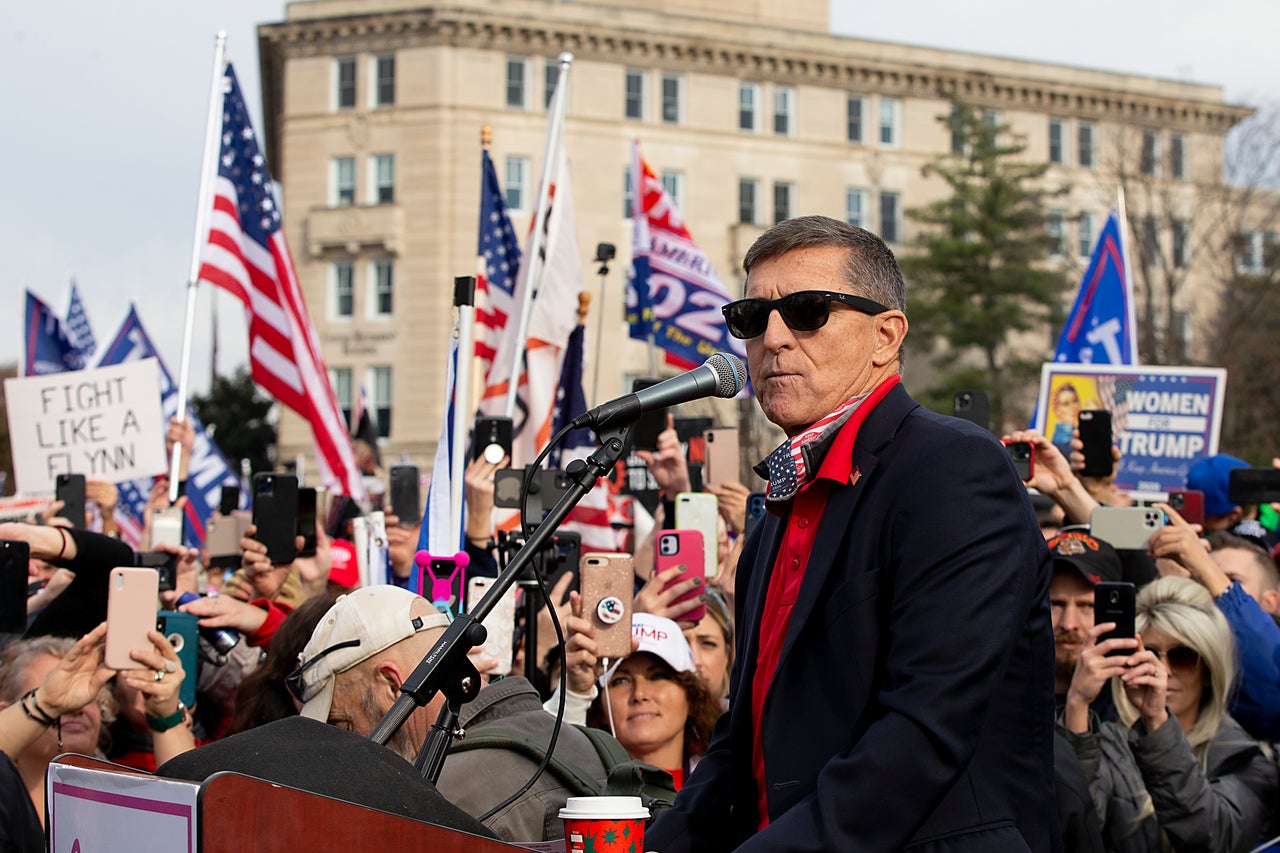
[
  {"xmin": 585, "ymin": 613, "xmax": 722, "ymax": 790},
  {"xmin": 1061, "ymin": 576, "xmax": 1276, "ymax": 851}
]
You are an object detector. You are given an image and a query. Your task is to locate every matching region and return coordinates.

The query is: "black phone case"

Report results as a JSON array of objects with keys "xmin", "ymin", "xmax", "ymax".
[
  {"xmin": 389, "ymin": 465, "xmax": 421, "ymax": 523},
  {"xmin": 1078, "ymin": 410, "xmax": 1114, "ymax": 477},
  {"xmin": 1096, "ymin": 581, "xmax": 1136, "ymax": 656},
  {"xmin": 0, "ymin": 540, "xmax": 29, "ymax": 633},
  {"xmin": 1005, "ymin": 442, "xmax": 1033, "ymax": 481},
  {"xmin": 953, "ymin": 390, "xmax": 990, "ymax": 432},
  {"xmin": 56, "ymin": 473, "xmax": 87, "ymax": 529},
  {"xmin": 630, "ymin": 379, "xmax": 666, "ymax": 452},
  {"xmin": 297, "ymin": 487, "xmax": 318, "ymax": 558},
  {"xmin": 252, "ymin": 473, "xmax": 299, "ymax": 564},
  {"xmin": 219, "ymin": 484, "xmax": 240, "ymax": 515},
  {"xmin": 473, "ymin": 417, "xmax": 513, "ymax": 462},
  {"xmin": 135, "ymin": 551, "xmax": 178, "ymax": 592},
  {"xmin": 1228, "ymin": 468, "xmax": 1280, "ymax": 506}
]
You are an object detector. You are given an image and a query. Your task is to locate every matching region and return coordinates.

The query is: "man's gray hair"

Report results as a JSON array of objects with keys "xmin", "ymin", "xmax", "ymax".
[{"xmin": 742, "ymin": 215, "xmax": 906, "ymax": 312}]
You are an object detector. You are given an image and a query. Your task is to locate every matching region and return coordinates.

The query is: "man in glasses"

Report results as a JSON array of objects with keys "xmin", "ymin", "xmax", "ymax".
[
  {"xmin": 648, "ymin": 216, "xmax": 1055, "ymax": 852},
  {"xmin": 291, "ymin": 585, "xmax": 612, "ymax": 842}
]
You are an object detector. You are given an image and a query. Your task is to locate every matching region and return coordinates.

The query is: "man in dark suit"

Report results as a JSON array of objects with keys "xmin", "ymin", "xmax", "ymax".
[{"xmin": 646, "ymin": 216, "xmax": 1056, "ymax": 852}]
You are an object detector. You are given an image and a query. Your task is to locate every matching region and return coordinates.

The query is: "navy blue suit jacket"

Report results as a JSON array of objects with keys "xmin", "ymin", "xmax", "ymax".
[{"xmin": 647, "ymin": 384, "xmax": 1057, "ymax": 852}]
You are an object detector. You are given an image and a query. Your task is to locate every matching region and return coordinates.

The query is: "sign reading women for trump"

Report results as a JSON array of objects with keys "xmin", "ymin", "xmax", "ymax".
[
  {"xmin": 5, "ymin": 359, "xmax": 167, "ymax": 492},
  {"xmin": 1033, "ymin": 363, "xmax": 1227, "ymax": 499}
]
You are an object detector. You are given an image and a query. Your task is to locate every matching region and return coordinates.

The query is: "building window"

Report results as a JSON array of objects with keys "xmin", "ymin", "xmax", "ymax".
[
  {"xmin": 505, "ymin": 57, "xmax": 527, "ymax": 109},
  {"xmin": 949, "ymin": 105, "xmax": 966, "ymax": 154},
  {"xmin": 880, "ymin": 191, "xmax": 900, "ymax": 243},
  {"xmin": 370, "ymin": 366, "xmax": 392, "ymax": 438},
  {"xmin": 370, "ymin": 154, "xmax": 394, "ymax": 204},
  {"xmin": 335, "ymin": 57, "xmax": 356, "ymax": 110},
  {"xmin": 1078, "ymin": 122, "xmax": 1095, "ymax": 169},
  {"xmin": 1077, "ymin": 212, "xmax": 1094, "ymax": 258},
  {"xmin": 738, "ymin": 83, "xmax": 760, "ymax": 132},
  {"xmin": 1142, "ymin": 216, "xmax": 1160, "ymax": 264},
  {"xmin": 1172, "ymin": 218, "xmax": 1189, "ymax": 269},
  {"xmin": 738, "ymin": 178, "xmax": 758, "ymax": 225},
  {"xmin": 545, "ymin": 60, "xmax": 558, "ymax": 108},
  {"xmin": 846, "ymin": 94, "xmax": 864, "ymax": 143},
  {"xmin": 845, "ymin": 188, "xmax": 867, "ymax": 228},
  {"xmin": 661, "ymin": 73, "xmax": 681, "ymax": 124},
  {"xmin": 1048, "ymin": 210, "xmax": 1066, "ymax": 257},
  {"xmin": 625, "ymin": 69, "xmax": 645, "ymax": 120},
  {"xmin": 774, "ymin": 86, "xmax": 794, "ymax": 136},
  {"xmin": 1237, "ymin": 231, "xmax": 1261, "ymax": 273},
  {"xmin": 879, "ymin": 97, "xmax": 900, "ymax": 147},
  {"xmin": 1141, "ymin": 130, "xmax": 1160, "ymax": 177},
  {"xmin": 1049, "ymin": 118, "xmax": 1067, "ymax": 165},
  {"xmin": 661, "ymin": 170, "xmax": 684, "ymax": 213},
  {"xmin": 332, "ymin": 157, "xmax": 355, "ymax": 207},
  {"xmin": 1170, "ymin": 133, "xmax": 1187, "ymax": 180},
  {"xmin": 370, "ymin": 259, "xmax": 393, "ymax": 317},
  {"xmin": 331, "ymin": 367, "xmax": 353, "ymax": 428},
  {"xmin": 374, "ymin": 55, "xmax": 395, "ymax": 107},
  {"xmin": 504, "ymin": 156, "xmax": 529, "ymax": 212},
  {"xmin": 333, "ymin": 261, "xmax": 354, "ymax": 319},
  {"xmin": 773, "ymin": 181, "xmax": 793, "ymax": 224}
]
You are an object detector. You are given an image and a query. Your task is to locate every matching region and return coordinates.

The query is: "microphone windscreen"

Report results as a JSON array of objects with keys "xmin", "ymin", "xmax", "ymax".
[{"xmin": 706, "ymin": 352, "xmax": 748, "ymax": 397}]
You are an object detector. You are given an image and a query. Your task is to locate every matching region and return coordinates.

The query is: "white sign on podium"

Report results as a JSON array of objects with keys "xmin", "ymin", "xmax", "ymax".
[{"xmin": 48, "ymin": 761, "xmax": 199, "ymax": 852}]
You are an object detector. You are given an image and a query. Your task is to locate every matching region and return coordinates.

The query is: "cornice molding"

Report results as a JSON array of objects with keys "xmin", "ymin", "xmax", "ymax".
[{"xmin": 259, "ymin": 6, "xmax": 1251, "ymax": 134}]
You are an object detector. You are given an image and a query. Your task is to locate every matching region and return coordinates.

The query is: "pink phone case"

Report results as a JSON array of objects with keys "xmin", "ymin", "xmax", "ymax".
[
  {"xmin": 656, "ymin": 529, "xmax": 706, "ymax": 623},
  {"xmin": 416, "ymin": 550, "xmax": 469, "ymax": 618},
  {"xmin": 105, "ymin": 567, "xmax": 160, "ymax": 670}
]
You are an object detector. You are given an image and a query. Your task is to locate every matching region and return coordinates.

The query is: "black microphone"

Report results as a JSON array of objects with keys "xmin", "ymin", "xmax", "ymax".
[{"xmin": 571, "ymin": 352, "xmax": 747, "ymax": 432}]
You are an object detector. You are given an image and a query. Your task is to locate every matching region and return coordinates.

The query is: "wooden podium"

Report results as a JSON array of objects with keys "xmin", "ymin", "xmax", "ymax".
[{"xmin": 49, "ymin": 754, "xmax": 524, "ymax": 852}]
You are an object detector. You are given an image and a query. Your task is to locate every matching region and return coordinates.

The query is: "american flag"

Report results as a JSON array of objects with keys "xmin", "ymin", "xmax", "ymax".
[
  {"xmin": 197, "ymin": 64, "xmax": 365, "ymax": 499},
  {"xmin": 475, "ymin": 150, "xmax": 522, "ymax": 383}
]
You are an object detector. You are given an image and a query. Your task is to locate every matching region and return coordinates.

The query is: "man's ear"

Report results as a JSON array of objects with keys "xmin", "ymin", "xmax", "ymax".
[
  {"xmin": 872, "ymin": 311, "xmax": 908, "ymax": 367},
  {"xmin": 1259, "ymin": 588, "xmax": 1280, "ymax": 616},
  {"xmin": 372, "ymin": 660, "xmax": 406, "ymax": 698}
]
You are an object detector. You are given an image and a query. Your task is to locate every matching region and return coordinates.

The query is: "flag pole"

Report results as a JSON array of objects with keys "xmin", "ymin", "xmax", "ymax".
[
  {"xmin": 169, "ymin": 32, "xmax": 227, "ymax": 502},
  {"xmin": 451, "ymin": 277, "xmax": 476, "ymax": 548},
  {"xmin": 1115, "ymin": 187, "xmax": 1141, "ymax": 365},
  {"xmin": 502, "ymin": 52, "xmax": 574, "ymax": 418}
]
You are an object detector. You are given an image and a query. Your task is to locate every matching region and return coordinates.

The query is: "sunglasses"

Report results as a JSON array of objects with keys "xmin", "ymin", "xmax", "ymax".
[
  {"xmin": 722, "ymin": 290, "xmax": 890, "ymax": 339},
  {"xmin": 1150, "ymin": 645, "xmax": 1201, "ymax": 672},
  {"xmin": 285, "ymin": 638, "xmax": 361, "ymax": 703}
]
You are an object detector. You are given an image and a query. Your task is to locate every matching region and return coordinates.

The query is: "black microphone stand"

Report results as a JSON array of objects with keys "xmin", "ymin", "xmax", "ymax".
[{"xmin": 368, "ymin": 423, "xmax": 632, "ymax": 783}]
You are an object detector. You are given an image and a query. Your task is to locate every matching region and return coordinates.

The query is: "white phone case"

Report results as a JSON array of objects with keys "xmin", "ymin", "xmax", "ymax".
[
  {"xmin": 675, "ymin": 492, "xmax": 719, "ymax": 579},
  {"xmin": 468, "ymin": 577, "xmax": 517, "ymax": 676}
]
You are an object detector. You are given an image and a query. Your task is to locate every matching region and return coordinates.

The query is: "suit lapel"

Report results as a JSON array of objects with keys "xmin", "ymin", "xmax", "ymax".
[{"xmin": 769, "ymin": 385, "xmax": 918, "ymax": 685}]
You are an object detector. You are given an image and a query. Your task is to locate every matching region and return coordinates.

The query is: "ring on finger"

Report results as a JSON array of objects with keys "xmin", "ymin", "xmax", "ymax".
[{"xmin": 153, "ymin": 670, "xmax": 166, "ymax": 682}]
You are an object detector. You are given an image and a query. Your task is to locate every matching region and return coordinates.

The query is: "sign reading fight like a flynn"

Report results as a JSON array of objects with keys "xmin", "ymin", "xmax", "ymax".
[
  {"xmin": 1034, "ymin": 363, "xmax": 1227, "ymax": 500},
  {"xmin": 5, "ymin": 360, "xmax": 167, "ymax": 493}
]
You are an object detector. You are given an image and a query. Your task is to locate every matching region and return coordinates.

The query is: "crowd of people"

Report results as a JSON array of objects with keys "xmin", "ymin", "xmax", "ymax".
[{"xmin": 4, "ymin": 215, "xmax": 1280, "ymax": 852}]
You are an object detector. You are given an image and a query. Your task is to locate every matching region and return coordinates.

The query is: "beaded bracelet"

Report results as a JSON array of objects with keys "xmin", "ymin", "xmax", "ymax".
[{"xmin": 21, "ymin": 688, "xmax": 59, "ymax": 726}]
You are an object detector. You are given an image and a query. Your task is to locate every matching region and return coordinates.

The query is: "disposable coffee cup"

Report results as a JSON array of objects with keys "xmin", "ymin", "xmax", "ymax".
[{"xmin": 559, "ymin": 796, "xmax": 649, "ymax": 853}]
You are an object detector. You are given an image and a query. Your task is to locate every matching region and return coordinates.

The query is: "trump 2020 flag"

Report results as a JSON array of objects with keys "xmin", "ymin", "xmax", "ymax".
[
  {"xmin": 1053, "ymin": 210, "xmax": 1138, "ymax": 365},
  {"xmin": 64, "ymin": 282, "xmax": 97, "ymax": 364},
  {"xmin": 24, "ymin": 290, "xmax": 84, "ymax": 376},
  {"xmin": 626, "ymin": 139, "xmax": 746, "ymax": 370}
]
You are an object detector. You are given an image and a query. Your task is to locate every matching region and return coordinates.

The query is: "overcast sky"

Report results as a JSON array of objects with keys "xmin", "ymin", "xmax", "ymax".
[{"xmin": 3, "ymin": 0, "xmax": 1276, "ymax": 391}]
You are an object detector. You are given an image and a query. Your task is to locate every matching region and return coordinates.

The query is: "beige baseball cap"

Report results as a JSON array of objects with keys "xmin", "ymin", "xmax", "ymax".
[{"xmin": 293, "ymin": 586, "xmax": 449, "ymax": 723}]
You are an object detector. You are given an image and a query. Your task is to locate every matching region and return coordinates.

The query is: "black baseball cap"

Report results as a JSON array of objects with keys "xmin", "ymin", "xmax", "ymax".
[{"xmin": 1046, "ymin": 531, "xmax": 1123, "ymax": 585}]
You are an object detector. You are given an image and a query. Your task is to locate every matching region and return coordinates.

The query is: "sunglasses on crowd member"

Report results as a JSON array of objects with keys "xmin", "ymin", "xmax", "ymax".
[
  {"xmin": 285, "ymin": 638, "xmax": 361, "ymax": 702},
  {"xmin": 722, "ymin": 290, "xmax": 890, "ymax": 339},
  {"xmin": 1149, "ymin": 644, "xmax": 1201, "ymax": 672}
]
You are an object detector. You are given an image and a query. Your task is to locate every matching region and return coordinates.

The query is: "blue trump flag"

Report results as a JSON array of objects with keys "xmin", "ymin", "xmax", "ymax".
[
  {"xmin": 97, "ymin": 306, "xmax": 239, "ymax": 548},
  {"xmin": 64, "ymin": 281, "xmax": 97, "ymax": 363},
  {"xmin": 24, "ymin": 290, "xmax": 84, "ymax": 375},
  {"xmin": 1053, "ymin": 210, "xmax": 1138, "ymax": 365}
]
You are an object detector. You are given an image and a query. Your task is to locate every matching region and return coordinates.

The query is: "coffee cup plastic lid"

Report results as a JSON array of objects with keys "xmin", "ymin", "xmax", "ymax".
[{"xmin": 558, "ymin": 796, "xmax": 650, "ymax": 820}]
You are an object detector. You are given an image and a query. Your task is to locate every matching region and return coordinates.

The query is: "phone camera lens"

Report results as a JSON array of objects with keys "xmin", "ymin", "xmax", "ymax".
[{"xmin": 1109, "ymin": 591, "xmax": 1119, "ymax": 604}]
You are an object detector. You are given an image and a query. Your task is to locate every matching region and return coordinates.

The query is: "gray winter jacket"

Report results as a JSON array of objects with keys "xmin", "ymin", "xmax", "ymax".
[{"xmin": 1060, "ymin": 713, "xmax": 1276, "ymax": 852}]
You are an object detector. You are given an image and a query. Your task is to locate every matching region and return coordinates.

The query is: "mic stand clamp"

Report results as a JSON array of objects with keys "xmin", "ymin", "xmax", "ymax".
[{"xmin": 369, "ymin": 423, "xmax": 633, "ymax": 784}]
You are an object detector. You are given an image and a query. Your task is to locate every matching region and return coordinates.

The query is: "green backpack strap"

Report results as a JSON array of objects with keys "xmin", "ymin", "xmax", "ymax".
[
  {"xmin": 576, "ymin": 727, "xmax": 678, "ymax": 822},
  {"xmin": 448, "ymin": 729, "xmax": 604, "ymax": 797}
]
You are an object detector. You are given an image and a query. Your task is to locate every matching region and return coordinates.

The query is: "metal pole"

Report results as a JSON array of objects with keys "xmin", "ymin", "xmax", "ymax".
[
  {"xmin": 169, "ymin": 32, "xmax": 228, "ymax": 503},
  {"xmin": 452, "ymin": 277, "xmax": 477, "ymax": 548}
]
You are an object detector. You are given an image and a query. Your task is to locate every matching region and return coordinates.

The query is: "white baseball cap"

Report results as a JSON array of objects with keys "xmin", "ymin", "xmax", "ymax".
[
  {"xmin": 292, "ymin": 586, "xmax": 449, "ymax": 722},
  {"xmin": 600, "ymin": 612, "xmax": 696, "ymax": 685}
]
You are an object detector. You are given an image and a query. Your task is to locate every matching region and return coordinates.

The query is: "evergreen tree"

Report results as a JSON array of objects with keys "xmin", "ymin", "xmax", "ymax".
[
  {"xmin": 900, "ymin": 102, "xmax": 1072, "ymax": 430},
  {"xmin": 190, "ymin": 366, "xmax": 276, "ymax": 477}
]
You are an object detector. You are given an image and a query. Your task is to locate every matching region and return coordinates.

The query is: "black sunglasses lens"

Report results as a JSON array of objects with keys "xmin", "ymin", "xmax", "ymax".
[
  {"xmin": 1167, "ymin": 646, "xmax": 1200, "ymax": 670},
  {"xmin": 779, "ymin": 292, "xmax": 831, "ymax": 331},
  {"xmin": 725, "ymin": 302, "xmax": 767, "ymax": 338}
]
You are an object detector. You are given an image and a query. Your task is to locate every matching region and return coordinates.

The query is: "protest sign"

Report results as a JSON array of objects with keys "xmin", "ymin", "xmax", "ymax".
[
  {"xmin": 1034, "ymin": 363, "xmax": 1227, "ymax": 500},
  {"xmin": 5, "ymin": 359, "xmax": 167, "ymax": 492}
]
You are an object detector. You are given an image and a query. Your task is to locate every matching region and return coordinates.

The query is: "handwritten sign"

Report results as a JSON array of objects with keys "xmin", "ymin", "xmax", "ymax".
[{"xmin": 5, "ymin": 359, "xmax": 167, "ymax": 492}]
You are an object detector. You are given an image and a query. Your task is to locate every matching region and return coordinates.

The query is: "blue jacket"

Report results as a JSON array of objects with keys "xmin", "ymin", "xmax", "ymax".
[
  {"xmin": 647, "ymin": 384, "xmax": 1058, "ymax": 852},
  {"xmin": 1217, "ymin": 581, "xmax": 1280, "ymax": 740}
]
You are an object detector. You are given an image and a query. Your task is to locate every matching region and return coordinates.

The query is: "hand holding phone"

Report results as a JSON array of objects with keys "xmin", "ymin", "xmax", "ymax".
[
  {"xmin": 1002, "ymin": 440, "xmax": 1035, "ymax": 482},
  {"xmin": 106, "ymin": 568, "xmax": 160, "ymax": 670},
  {"xmin": 580, "ymin": 553, "xmax": 634, "ymax": 659},
  {"xmin": 252, "ymin": 473, "xmax": 299, "ymax": 564},
  {"xmin": 1095, "ymin": 581, "xmax": 1136, "ymax": 657},
  {"xmin": 0, "ymin": 540, "xmax": 29, "ymax": 634},
  {"xmin": 655, "ymin": 530, "xmax": 707, "ymax": 624},
  {"xmin": 56, "ymin": 474, "xmax": 87, "ymax": 529},
  {"xmin": 468, "ymin": 577, "xmax": 517, "ymax": 676},
  {"xmin": 1078, "ymin": 410, "xmax": 1114, "ymax": 477},
  {"xmin": 1090, "ymin": 506, "xmax": 1166, "ymax": 550}
]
